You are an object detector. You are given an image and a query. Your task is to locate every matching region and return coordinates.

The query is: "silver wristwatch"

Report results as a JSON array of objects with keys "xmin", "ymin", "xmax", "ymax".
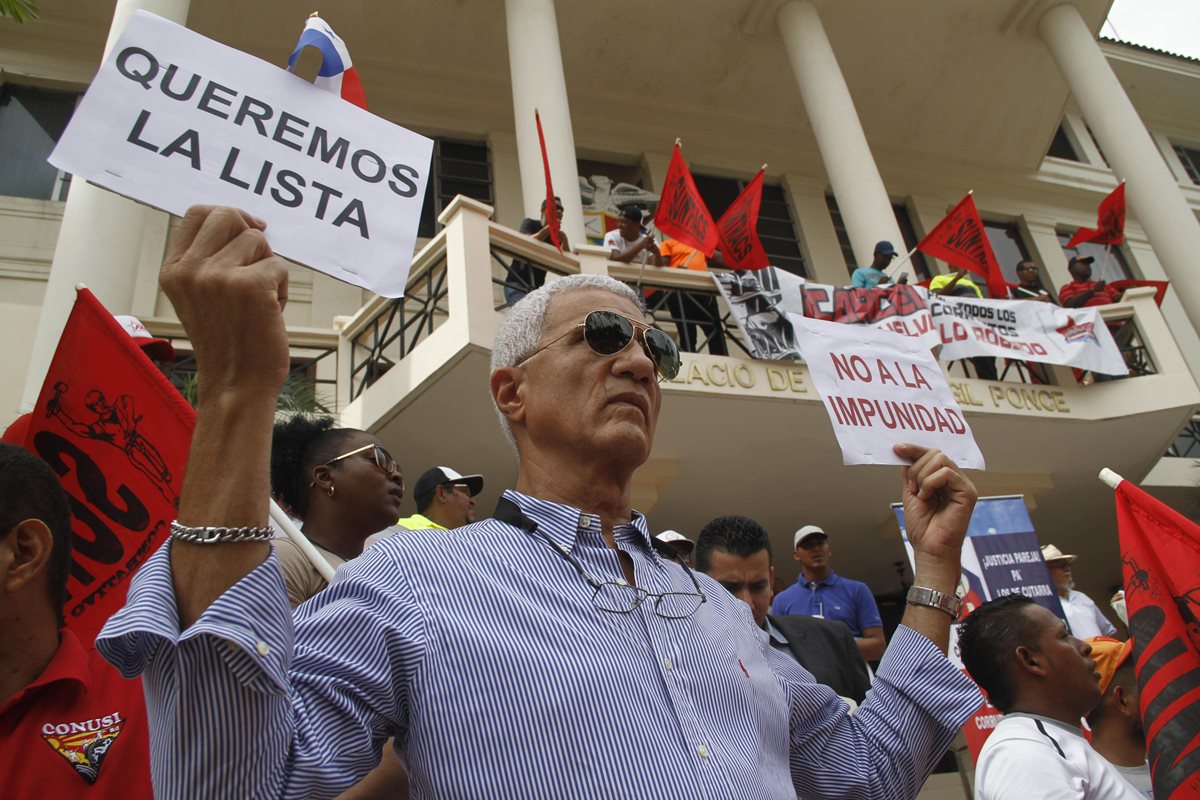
[{"xmin": 906, "ymin": 585, "xmax": 962, "ymax": 618}]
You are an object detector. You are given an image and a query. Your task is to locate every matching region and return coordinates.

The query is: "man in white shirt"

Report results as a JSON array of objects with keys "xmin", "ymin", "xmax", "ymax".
[
  {"xmin": 603, "ymin": 206, "xmax": 661, "ymax": 266},
  {"xmin": 959, "ymin": 593, "xmax": 1143, "ymax": 799},
  {"xmin": 1042, "ymin": 544, "xmax": 1119, "ymax": 639}
]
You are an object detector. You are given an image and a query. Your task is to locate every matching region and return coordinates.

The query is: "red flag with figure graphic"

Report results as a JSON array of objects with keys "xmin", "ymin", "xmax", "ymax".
[
  {"xmin": 655, "ymin": 143, "xmax": 719, "ymax": 256},
  {"xmin": 1067, "ymin": 182, "xmax": 1125, "ymax": 249},
  {"xmin": 717, "ymin": 169, "xmax": 770, "ymax": 270},
  {"xmin": 23, "ymin": 288, "xmax": 195, "ymax": 647},
  {"xmin": 535, "ymin": 111, "xmax": 562, "ymax": 254},
  {"xmin": 917, "ymin": 194, "xmax": 1008, "ymax": 299},
  {"xmin": 1113, "ymin": 477, "xmax": 1200, "ymax": 800}
]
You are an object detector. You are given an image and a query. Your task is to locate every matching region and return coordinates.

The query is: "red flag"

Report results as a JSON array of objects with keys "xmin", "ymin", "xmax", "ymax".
[
  {"xmin": 716, "ymin": 169, "xmax": 770, "ymax": 270},
  {"xmin": 917, "ymin": 194, "xmax": 1008, "ymax": 300},
  {"xmin": 534, "ymin": 111, "xmax": 562, "ymax": 254},
  {"xmin": 25, "ymin": 289, "xmax": 194, "ymax": 646},
  {"xmin": 1068, "ymin": 183, "xmax": 1125, "ymax": 249},
  {"xmin": 1114, "ymin": 479, "xmax": 1200, "ymax": 800},
  {"xmin": 655, "ymin": 144, "xmax": 719, "ymax": 256}
]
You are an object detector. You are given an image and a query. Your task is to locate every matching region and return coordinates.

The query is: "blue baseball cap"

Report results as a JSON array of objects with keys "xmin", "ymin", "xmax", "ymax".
[{"xmin": 874, "ymin": 241, "xmax": 898, "ymax": 258}]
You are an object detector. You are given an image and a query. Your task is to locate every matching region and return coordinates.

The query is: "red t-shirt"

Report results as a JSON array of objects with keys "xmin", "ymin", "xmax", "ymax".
[
  {"xmin": 1058, "ymin": 280, "xmax": 1119, "ymax": 307},
  {"xmin": 0, "ymin": 630, "xmax": 153, "ymax": 798}
]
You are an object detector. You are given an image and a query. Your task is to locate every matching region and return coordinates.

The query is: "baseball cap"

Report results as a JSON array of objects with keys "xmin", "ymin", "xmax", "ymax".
[
  {"xmin": 794, "ymin": 525, "xmax": 827, "ymax": 549},
  {"xmin": 412, "ymin": 466, "xmax": 484, "ymax": 506},
  {"xmin": 655, "ymin": 530, "xmax": 694, "ymax": 554},
  {"xmin": 1068, "ymin": 255, "xmax": 1095, "ymax": 268},
  {"xmin": 1040, "ymin": 544, "xmax": 1078, "ymax": 564},
  {"xmin": 874, "ymin": 240, "xmax": 898, "ymax": 258},
  {"xmin": 1088, "ymin": 636, "xmax": 1133, "ymax": 695},
  {"xmin": 619, "ymin": 206, "xmax": 643, "ymax": 223},
  {"xmin": 114, "ymin": 314, "xmax": 175, "ymax": 362}
]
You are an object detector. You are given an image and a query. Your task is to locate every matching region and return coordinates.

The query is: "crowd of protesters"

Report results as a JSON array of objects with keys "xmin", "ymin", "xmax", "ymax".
[{"xmin": 0, "ymin": 202, "xmax": 1158, "ymax": 800}]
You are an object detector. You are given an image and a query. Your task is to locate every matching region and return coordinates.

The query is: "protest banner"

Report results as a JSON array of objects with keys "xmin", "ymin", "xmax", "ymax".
[
  {"xmin": 932, "ymin": 294, "xmax": 1128, "ymax": 376},
  {"xmin": 49, "ymin": 11, "xmax": 433, "ymax": 298},
  {"xmin": 792, "ymin": 314, "xmax": 985, "ymax": 468},
  {"xmin": 655, "ymin": 143, "xmax": 718, "ymax": 256},
  {"xmin": 20, "ymin": 288, "xmax": 195, "ymax": 647},
  {"xmin": 800, "ymin": 282, "xmax": 942, "ymax": 350},
  {"xmin": 712, "ymin": 268, "xmax": 805, "ymax": 361},
  {"xmin": 894, "ymin": 495, "xmax": 1066, "ymax": 761},
  {"xmin": 1106, "ymin": 472, "xmax": 1200, "ymax": 799}
]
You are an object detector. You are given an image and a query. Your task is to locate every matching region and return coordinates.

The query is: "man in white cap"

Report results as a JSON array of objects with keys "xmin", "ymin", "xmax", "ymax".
[
  {"xmin": 770, "ymin": 524, "xmax": 886, "ymax": 661},
  {"xmin": 654, "ymin": 529, "xmax": 695, "ymax": 565},
  {"xmin": 400, "ymin": 466, "xmax": 484, "ymax": 531},
  {"xmin": 1042, "ymin": 544, "xmax": 1118, "ymax": 639}
]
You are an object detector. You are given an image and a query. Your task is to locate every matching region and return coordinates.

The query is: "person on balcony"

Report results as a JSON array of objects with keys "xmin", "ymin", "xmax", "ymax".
[
  {"xmin": 269, "ymin": 415, "xmax": 406, "ymax": 609},
  {"xmin": 603, "ymin": 206, "xmax": 661, "ymax": 266},
  {"xmin": 655, "ymin": 236, "xmax": 729, "ymax": 356},
  {"xmin": 850, "ymin": 241, "xmax": 900, "ymax": 288},
  {"xmin": 1059, "ymin": 256, "xmax": 1122, "ymax": 308},
  {"xmin": 931, "ymin": 269, "xmax": 999, "ymax": 381},
  {"xmin": 504, "ymin": 196, "xmax": 570, "ymax": 306},
  {"xmin": 97, "ymin": 205, "xmax": 982, "ymax": 799},
  {"xmin": 1009, "ymin": 260, "xmax": 1055, "ymax": 303}
]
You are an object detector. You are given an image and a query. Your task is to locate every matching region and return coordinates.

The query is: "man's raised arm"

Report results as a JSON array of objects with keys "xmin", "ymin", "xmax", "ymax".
[{"xmin": 160, "ymin": 206, "xmax": 292, "ymax": 626}]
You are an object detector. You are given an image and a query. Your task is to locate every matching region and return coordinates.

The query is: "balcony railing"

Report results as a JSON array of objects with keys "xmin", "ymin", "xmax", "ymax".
[{"xmin": 335, "ymin": 197, "xmax": 1192, "ymax": 414}]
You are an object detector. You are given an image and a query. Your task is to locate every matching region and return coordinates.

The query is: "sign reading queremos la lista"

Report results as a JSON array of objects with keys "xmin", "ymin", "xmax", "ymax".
[{"xmin": 49, "ymin": 11, "xmax": 433, "ymax": 298}]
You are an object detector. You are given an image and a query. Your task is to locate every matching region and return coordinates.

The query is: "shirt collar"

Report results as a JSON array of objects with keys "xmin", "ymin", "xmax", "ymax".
[
  {"xmin": 493, "ymin": 490, "xmax": 655, "ymax": 555},
  {"xmin": 1, "ymin": 629, "xmax": 89, "ymax": 714},
  {"xmin": 764, "ymin": 617, "xmax": 789, "ymax": 646},
  {"xmin": 803, "ymin": 570, "xmax": 840, "ymax": 588}
]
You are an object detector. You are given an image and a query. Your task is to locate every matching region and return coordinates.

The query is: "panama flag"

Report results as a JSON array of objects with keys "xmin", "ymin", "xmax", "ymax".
[{"xmin": 287, "ymin": 14, "xmax": 368, "ymax": 110}]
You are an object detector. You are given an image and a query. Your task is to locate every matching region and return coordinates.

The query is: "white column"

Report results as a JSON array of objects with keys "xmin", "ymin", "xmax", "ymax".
[
  {"xmin": 1040, "ymin": 3, "xmax": 1200, "ymax": 332},
  {"xmin": 776, "ymin": 0, "xmax": 904, "ymax": 267},
  {"xmin": 21, "ymin": 0, "xmax": 190, "ymax": 412},
  {"xmin": 504, "ymin": 0, "xmax": 584, "ymax": 246}
]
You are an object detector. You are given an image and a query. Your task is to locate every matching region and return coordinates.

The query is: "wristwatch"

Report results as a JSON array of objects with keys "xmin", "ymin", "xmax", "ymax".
[{"xmin": 906, "ymin": 585, "xmax": 962, "ymax": 618}]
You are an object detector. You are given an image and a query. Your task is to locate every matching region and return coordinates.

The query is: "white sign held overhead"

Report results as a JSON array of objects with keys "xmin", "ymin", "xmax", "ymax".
[
  {"xmin": 792, "ymin": 314, "xmax": 986, "ymax": 470},
  {"xmin": 49, "ymin": 11, "xmax": 433, "ymax": 298}
]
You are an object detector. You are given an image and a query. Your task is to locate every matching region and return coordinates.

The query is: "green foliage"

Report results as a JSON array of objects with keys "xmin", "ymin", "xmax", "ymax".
[
  {"xmin": 176, "ymin": 372, "xmax": 331, "ymax": 415},
  {"xmin": 0, "ymin": 0, "xmax": 39, "ymax": 23}
]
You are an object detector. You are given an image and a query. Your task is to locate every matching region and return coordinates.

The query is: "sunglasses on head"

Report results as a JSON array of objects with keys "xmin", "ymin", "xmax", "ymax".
[{"xmin": 518, "ymin": 310, "xmax": 681, "ymax": 381}]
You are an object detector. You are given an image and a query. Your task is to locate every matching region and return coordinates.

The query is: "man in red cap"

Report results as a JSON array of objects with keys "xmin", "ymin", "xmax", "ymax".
[{"xmin": 1087, "ymin": 637, "xmax": 1150, "ymax": 798}]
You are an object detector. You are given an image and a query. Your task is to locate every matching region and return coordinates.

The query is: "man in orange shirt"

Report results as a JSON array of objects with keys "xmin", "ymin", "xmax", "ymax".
[{"xmin": 656, "ymin": 238, "xmax": 728, "ymax": 355}]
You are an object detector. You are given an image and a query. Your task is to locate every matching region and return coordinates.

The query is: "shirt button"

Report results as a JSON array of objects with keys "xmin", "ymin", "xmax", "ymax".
[
  {"xmin": 580, "ymin": 517, "xmax": 592, "ymax": 528},
  {"xmin": 697, "ymin": 745, "xmax": 710, "ymax": 759},
  {"xmin": 255, "ymin": 640, "xmax": 270, "ymax": 657},
  {"xmin": 664, "ymin": 657, "xmax": 673, "ymax": 671}
]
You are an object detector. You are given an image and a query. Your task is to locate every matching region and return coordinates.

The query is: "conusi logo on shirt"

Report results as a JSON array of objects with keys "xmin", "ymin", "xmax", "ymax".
[{"xmin": 40, "ymin": 710, "xmax": 125, "ymax": 784}]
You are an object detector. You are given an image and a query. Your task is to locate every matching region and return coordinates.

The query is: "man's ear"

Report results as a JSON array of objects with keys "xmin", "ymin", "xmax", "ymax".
[
  {"xmin": 1113, "ymin": 684, "xmax": 1136, "ymax": 718},
  {"xmin": 491, "ymin": 367, "xmax": 526, "ymax": 428},
  {"xmin": 1, "ymin": 519, "xmax": 54, "ymax": 594},
  {"xmin": 1014, "ymin": 644, "xmax": 1048, "ymax": 678}
]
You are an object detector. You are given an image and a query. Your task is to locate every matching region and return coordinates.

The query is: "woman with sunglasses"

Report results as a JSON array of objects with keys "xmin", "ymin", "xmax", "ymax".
[{"xmin": 270, "ymin": 415, "xmax": 405, "ymax": 608}]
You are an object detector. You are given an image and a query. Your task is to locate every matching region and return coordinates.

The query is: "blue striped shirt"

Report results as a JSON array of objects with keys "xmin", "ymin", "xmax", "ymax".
[{"xmin": 98, "ymin": 490, "xmax": 979, "ymax": 798}]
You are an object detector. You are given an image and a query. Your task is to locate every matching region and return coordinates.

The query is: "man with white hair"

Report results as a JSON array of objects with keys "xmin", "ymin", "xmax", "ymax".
[{"xmin": 98, "ymin": 206, "xmax": 983, "ymax": 798}]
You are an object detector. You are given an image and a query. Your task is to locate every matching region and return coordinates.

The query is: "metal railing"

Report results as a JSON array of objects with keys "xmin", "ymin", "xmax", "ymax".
[{"xmin": 1166, "ymin": 416, "xmax": 1200, "ymax": 458}]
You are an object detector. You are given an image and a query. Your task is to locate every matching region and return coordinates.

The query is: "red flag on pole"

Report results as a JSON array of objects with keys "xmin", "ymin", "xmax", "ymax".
[
  {"xmin": 916, "ymin": 194, "xmax": 1008, "ymax": 299},
  {"xmin": 655, "ymin": 143, "xmax": 719, "ymax": 256},
  {"xmin": 1113, "ymin": 478, "xmax": 1200, "ymax": 800},
  {"xmin": 534, "ymin": 111, "xmax": 562, "ymax": 254},
  {"xmin": 1067, "ymin": 182, "xmax": 1126, "ymax": 249},
  {"xmin": 716, "ymin": 169, "xmax": 770, "ymax": 270},
  {"xmin": 23, "ymin": 288, "xmax": 194, "ymax": 647}
]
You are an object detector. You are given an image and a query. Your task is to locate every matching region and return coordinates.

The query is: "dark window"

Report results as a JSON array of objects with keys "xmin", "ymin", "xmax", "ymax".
[
  {"xmin": 0, "ymin": 85, "xmax": 79, "ymax": 200},
  {"xmin": 692, "ymin": 173, "xmax": 808, "ymax": 277},
  {"xmin": 1172, "ymin": 143, "xmax": 1200, "ymax": 186},
  {"xmin": 982, "ymin": 220, "xmax": 1032, "ymax": 290},
  {"xmin": 1056, "ymin": 229, "xmax": 1133, "ymax": 281},
  {"xmin": 824, "ymin": 195, "xmax": 931, "ymax": 281},
  {"xmin": 417, "ymin": 138, "xmax": 493, "ymax": 238},
  {"xmin": 1087, "ymin": 126, "xmax": 1110, "ymax": 168},
  {"xmin": 1046, "ymin": 124, "xmax": 1080, "ymax": 162}
]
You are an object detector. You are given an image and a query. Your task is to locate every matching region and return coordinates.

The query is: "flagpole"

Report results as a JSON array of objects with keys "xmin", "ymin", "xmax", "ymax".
[
  {"xmin": 270, "ymin": 497, "xmax": 336, "ymax": 582},
  {"xmin": 884, "ymin": 245, "xmax": 920, "ymax": 281},
  {"xmin": 1098, "ymin": 242, "xmax": 1113, "ymax": 285},
  {"xmin": 1098, "ymin": 467, "xmax": 1124, "ymax": 490}
]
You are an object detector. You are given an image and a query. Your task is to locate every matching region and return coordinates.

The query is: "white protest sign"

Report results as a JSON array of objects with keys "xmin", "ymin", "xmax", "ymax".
[
  {"xmin": 49, "ymin": 11, "xmax": 432, "ymax": 298},
  {"xmin": 800, "ymin": 282, "xmax": 942, "ymax": 351},
  {"xmin": 932, "ymin": 296, "xmax": 1127, "ymax": 376},
  {"xmin": 791, "ymin": 314, "xmax": 985, "ymax": 469}
]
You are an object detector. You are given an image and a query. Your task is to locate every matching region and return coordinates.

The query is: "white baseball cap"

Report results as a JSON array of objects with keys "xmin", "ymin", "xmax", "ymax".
[{"xmin": 793, "ymin": 525, "xmax": 828, "ymax": 549}]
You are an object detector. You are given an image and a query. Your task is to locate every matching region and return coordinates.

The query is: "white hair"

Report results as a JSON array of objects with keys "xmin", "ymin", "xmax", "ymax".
[{"xmin": 490, "ymin": 274, "xmax": 644, "ymax": 450}]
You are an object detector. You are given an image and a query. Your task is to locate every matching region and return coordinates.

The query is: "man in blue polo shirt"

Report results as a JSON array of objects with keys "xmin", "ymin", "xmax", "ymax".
[{"xmin": 771, "ymin": 525, "xmax": 886, "ymax": 661}]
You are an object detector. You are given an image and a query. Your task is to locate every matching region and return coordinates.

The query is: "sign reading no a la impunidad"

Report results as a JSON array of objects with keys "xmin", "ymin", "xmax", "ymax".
[{"xmin": 50, "ymin": 11, "xmax": 433, "ymax": 298}]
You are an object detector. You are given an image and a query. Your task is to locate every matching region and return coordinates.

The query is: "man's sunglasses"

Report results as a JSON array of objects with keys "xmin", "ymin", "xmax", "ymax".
[{"xmin": 518, "ymin": 310, "xmax": 681, "ymax": 380}]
